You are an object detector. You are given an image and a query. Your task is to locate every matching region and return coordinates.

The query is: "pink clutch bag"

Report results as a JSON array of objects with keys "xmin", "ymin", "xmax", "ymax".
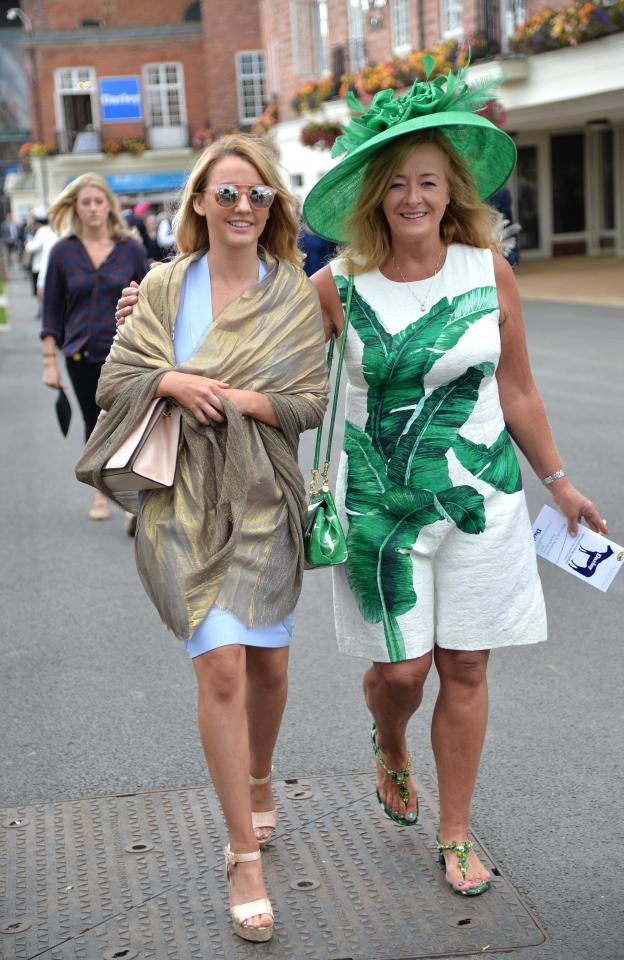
[{"xmin": 102, "ymin": 398, "xmax": 182, "ymax": 493}]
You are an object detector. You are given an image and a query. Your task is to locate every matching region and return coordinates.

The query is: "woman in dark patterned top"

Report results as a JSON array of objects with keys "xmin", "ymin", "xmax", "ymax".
[{"xmin": 41, "ymin": 172, "xmax": 147, "ymax": 521}]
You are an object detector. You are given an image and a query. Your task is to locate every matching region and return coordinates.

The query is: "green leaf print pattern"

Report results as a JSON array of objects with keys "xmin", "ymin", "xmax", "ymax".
[
  {"xmin": 335, "ymin": 275, "xmax": 522, "ymax": 661},
  {"xmin": 452, "ymin": 430, "xmax": 523, "ymax": 494},
  {"xmin": 388, "ymin": 363, "xmax": 494, "ymax": 493}
]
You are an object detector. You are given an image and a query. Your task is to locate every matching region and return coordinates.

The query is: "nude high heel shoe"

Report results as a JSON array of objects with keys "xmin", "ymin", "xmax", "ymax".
[
  {"xmin": 88, "ymin": 490, "xmax": 110, "ymax": 521},
  {"xmin": 224, "ymin": 844, "xmax": 274, "ymax": 942},
  {"xmin": 250, "ymin": 767, "xmax": 277, "ymax": 846}
]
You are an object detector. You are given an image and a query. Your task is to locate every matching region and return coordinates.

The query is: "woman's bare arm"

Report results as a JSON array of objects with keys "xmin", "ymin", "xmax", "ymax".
[{"xmin": 494, "ymin": 253, "xmax": 606, "ymax": 535}]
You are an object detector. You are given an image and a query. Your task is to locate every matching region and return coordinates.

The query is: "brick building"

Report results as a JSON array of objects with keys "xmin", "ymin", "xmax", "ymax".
[
  {"xmin": 261, "ymin": 0, "xmax": 534, "ymax": 127},
  {"xmin": 267, "ymin": 0, "xmax": 624, "ymax": 259},
  {"xmin": 5, "ymin": 1, "xmax": 624, "ymax": 258},
  {"xmin": 6, "ymin": 0, "xmax": 266, "ymax": 212}
]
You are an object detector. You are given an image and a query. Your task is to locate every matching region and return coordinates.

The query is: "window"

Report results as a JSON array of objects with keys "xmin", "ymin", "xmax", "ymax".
[
  {"xmin": 551, "ymin": 133, "xmax": 585, "ymax": 234},
  {"xmin": 292, "ymin": 1, "xmax": 328, "ymax": 75},
  {"xmin": 56, "ymin": 67, "xmax": 96, "ymax": 92},
  {"xmin": 516, "ymin": 145, "xmax": 539, "ymax": 251},
  {"xmin": 598, "ymin": 129, "xmax": 614, "ymax": 231},
  {"xmin": 347, "ymin": 0, "xmax": 366, "ymax": 71},
  {"xmin": 441, "ymin": 0, "xmax": 462, "ymax": 37},
  {"xmin": 54, "ymin": 67, "xmax": 97, "ymax": 152},
  {"xmin": 80, "ymin": 18, "xmax": 104, "ymax": 28},
  {"xmin": 504, "ymin": 0, "xmax": 527, "ymax": 38},
  {"xmin": 236, "ymin": 51, "xmax": 266, "ymax": 125},
  {"xmin": 391, "ymin": 0, "xmax": 410, "ymax": 54},
  {"xmin": 143, "ymin": 62, "xmax": 186, "ymax": 128},
  {"xmin": 183, "ymin": 2, "xmax": 201, "ymax": 21}
]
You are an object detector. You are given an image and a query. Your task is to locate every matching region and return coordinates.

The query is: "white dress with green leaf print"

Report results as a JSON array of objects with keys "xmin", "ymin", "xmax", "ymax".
[{"xmin": 331, "ymin": 244, "xmax": 547, "ymax": 664}]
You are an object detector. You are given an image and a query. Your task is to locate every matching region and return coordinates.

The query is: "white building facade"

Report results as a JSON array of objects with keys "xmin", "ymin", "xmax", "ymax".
[{"xmin": 275, "ymin": 32, "xmax": 624, "ymax": 259}]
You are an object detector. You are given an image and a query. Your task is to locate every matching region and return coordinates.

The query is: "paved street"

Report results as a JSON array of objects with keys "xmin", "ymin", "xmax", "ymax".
[{"xmin": 1, "ymin": 268, "xmax": 622, "ymax": 960}]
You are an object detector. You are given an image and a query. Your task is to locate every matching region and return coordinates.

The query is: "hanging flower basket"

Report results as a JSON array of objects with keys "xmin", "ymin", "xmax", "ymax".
[
  {"xmin": 18, "ymin": 141, "xmax": 58, "ymax": 158},
  {"xmin": 123, "ymin": 137, "xmax": 147, "ymax": 156},
  {"xmin": 300, "ymin": 121, "xmax": 343, "ymax": 150},
  {"xmin": 290, "ymin": 5, "xmax": 624, "ymax": 118},
  {"xmin": 192, "ymin": 126, "xmax": 215, "ymax": 151},
  {"xmin": 251, "ymin": 98, "xmax": 279, "ymax": 136},
  {"xmin": 102, "ymin": 137, "xmax": 147, "ymax": 157},
  {"xmin": 510, "ymin": 0, "xmax": 624, "ymax": 54},
  {"xmin": 477, "ymin": 99, "xmax": 507, "ymax": 128},
  {"xmin": 291, "ymin": 76, "xmax": 338, "ymax": 113}
]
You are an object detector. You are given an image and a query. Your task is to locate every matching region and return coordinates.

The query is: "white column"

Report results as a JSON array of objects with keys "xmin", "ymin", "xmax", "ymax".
[{"xmin": 615, "ymin": 127, "xmax": 624, "ymax": 256}]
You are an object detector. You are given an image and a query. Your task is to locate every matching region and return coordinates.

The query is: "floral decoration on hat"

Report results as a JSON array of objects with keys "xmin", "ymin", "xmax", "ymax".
[{"xmin": 331, "ymin": 54, "xmax": 499, "ymax": 159}]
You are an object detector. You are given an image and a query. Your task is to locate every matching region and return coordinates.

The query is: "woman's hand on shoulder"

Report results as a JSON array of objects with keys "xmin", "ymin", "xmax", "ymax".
[
  {"xmin": 310, "ymin": 264, "xmax": 342, "ymax": 340},
  {"xmin": 115, "ymin": 280, "xmax": 139, "ymax": 327}
]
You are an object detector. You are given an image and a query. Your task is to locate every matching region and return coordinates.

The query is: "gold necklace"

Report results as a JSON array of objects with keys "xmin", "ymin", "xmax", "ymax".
[{"xmin": 392, "ymin": 247, "xmax": 445, "ymax": 313}]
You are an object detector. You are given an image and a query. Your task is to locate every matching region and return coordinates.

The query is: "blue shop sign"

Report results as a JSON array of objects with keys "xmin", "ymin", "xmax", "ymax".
[
  {"xmin": 106, "ymin": 171, "xmax": 188, "ymax": 193},
  {"xmin": 100, "ymin": 76, "xmax": 143, "ymax": 123}
]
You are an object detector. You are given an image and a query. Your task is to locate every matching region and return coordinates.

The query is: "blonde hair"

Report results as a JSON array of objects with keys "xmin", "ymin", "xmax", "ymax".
[
  {"xmin": 47, "ymin": 172, "xmax": 130, "ymax": 239},
  {"xmin": 342, "ymin": 130, "xmax": 500, "ymax": 274},
  {"xmin": 174, "ymin": 134, "xmax": 303, "ymax": 266}
]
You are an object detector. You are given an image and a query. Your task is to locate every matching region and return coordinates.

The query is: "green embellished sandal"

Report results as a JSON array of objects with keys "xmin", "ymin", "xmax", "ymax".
[
  {"xmin": 436, "ymin": 836, "xmax": 491, "ymax": 896},
  {"xmin": 371, "ymin": 723, "xmax": 419, "ymax": 826}
]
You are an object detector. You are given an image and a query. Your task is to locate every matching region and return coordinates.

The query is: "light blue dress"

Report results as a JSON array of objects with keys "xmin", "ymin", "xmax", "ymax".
[{"xmin": 175, "ymin": 254, "xmax": 295, "ymax": 659}]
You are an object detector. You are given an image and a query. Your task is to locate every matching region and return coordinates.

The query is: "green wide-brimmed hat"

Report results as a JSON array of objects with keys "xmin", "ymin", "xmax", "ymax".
[{"xmin": 303, "ymin": 55, "xmax": 516, "ymax": 244}]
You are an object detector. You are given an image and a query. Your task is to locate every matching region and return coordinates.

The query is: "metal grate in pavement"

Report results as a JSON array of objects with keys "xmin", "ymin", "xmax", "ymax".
[{"xmin": 0, "ymin": 774, "xmax": 545, "ymax": 959}]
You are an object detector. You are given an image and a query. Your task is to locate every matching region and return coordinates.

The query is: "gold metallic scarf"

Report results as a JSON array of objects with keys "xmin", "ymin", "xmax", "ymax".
[{"xmin": 76, "ymin": 252, "xmax": 328, "ymax": 638}]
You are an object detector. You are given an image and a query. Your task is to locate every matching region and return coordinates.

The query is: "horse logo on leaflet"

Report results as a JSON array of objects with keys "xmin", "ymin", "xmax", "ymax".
[{"xmin": 568, "ymin": 544, "xmax": 614, "ymax": 578}]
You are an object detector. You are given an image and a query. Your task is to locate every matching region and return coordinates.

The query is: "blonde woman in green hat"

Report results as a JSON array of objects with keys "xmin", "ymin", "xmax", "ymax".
[
  {"xmin": 304, "ymin": 57, "xmax": 607, "ymax": 896},
  {"xmin": 115, "ymin": 61, "xmax": 607, "ymax": 900}
]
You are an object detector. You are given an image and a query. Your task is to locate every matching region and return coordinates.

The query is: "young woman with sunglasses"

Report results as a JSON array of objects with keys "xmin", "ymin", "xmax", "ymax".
[{"xmin": 77, "ymin": 135, "xmax": 328, "ymax": 942}]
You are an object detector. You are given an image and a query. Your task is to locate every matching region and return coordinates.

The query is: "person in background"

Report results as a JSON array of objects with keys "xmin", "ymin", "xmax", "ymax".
[
  {"xmin": 298, "ymin": 220, "xmax": 335, "ymax": 277},
  {"xmin": 36, "ymin": 219, "xmax": 59, "ymax": 301},
  {"xmin": 488, "ymin": 183, "xmax": 520, "ymax": 270},
  {"xmin": 142, "ymin": 211, "xmax": 164, "ymax": 263},
  {"xmin": 120, "ymin": 199, "xmax": 149, "ymax": 248},
  {"xmin": 132, "ymin": 201, "xmax": 162, "ymax": 263},
  {"xmin": 1, "ymin": 211, "xmax": 19, "ymax": 266},
  {"xmin": 41, "ymin": 173, "xmax": 148, "ymax": 523},
  {"xmin": 156, "ymin": 209, "xmax": 177, "ymax": 257},
  {"xmin": 25, "ymin": 209, "xmax": 57, "ymax": 315}
]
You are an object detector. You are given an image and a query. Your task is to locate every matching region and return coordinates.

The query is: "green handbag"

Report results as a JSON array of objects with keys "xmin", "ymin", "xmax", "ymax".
[{"xmin": 303, "ymin": 274, "xmax": 353, "ymax": 570}]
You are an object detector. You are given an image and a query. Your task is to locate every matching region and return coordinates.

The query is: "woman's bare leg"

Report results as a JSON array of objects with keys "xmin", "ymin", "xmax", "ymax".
[
  {"xmin": 193, "ymin": 644, "xmax": 272, "ymax": 929},
  {"xmin": 431, "ymin": 647, "xmax": 491, "ymax": 890},
  {"xmin": 245, "ymin": 646, "xmax": 289, "ymax": 840},
  {"xmin": 363, "ymin": 653, "xmax": 433, "ymax": 820}
]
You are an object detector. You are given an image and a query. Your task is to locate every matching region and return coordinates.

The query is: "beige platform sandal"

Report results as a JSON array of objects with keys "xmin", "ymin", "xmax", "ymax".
[
  {"xmin": 224, "ymin": 844, "xmax": 274, "ymax": 942},
  {"xmin": 88, "ymin": 490, "xmax": 110, "ymax": 521},
  {"xmin": 250, "ymin": 768, "xmax": 277, "ymax": 846}
]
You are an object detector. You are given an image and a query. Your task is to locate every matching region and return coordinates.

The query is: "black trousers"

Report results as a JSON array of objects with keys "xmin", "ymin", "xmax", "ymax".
[{"xmin": 65, "ymin": 356, "xmax": 104, "ymax": 443}]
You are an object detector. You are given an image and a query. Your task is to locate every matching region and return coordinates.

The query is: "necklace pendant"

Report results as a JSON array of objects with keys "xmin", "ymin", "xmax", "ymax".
[{"xmin": 420, "ymin": 304, "xmax": 426, "ymax": 312}]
